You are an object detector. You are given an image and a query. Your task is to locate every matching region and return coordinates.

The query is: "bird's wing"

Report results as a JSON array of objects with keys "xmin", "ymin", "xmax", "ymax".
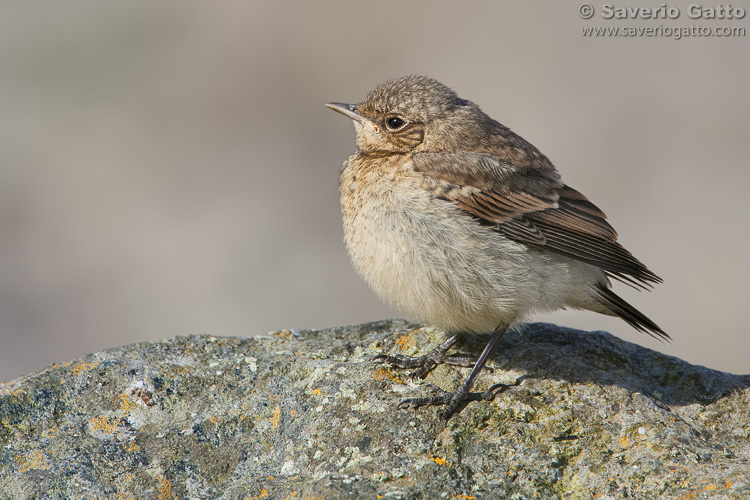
[{"xmin": 412, "ymin": 152, "xmax": 661, "ymax": 289}]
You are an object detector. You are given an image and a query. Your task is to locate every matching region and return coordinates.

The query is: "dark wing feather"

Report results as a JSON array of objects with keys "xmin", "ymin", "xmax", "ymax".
[{"xmin": 412, "ymin": 152, "xmax": 662, "ymax": 289}]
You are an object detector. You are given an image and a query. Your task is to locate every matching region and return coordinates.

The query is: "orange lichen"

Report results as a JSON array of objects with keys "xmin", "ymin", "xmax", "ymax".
[
  {"xmin": 119, "ymin": 392, "xmax": 138, "ymax": 415},
  {"xmin": 41, "ymin": 428, "xmax": 59, "ymax": 439},
  {"xmin": 91, "ymin": 415, "xmax": 122, "ymax": 434},
  {"xmin": 271, "ymin": 407, "xmax": 281, "ymax": 429},
  {"xmin": 430, "ymin": 455, "xmax": 450, "ymax": 466},
  {"xmin": 157, "ymin": 475, "xmax": 176, "ymax": 500},
  {"xmin": 71, "ymin": 361, "xmax": 99, "ymax": 376},
  {"xmin": 15, "ymin": 449, "xmax": 50, "ymax": 472},
  {"xmin": 371, "ymin": 367, "xmax": 405, "ymax": 384},
  {"xmin": 395, "ymin": 334, "xmax": 415, "ymax": 350}
]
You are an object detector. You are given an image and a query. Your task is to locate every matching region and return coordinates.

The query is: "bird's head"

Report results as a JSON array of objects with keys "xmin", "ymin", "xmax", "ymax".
[{"xmin": 327, "ymin": 75, "xmax": 489, "ymax": 154}]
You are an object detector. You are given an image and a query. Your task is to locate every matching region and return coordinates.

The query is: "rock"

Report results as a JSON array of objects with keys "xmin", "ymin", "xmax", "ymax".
[{"xmin": 1, "ymin": 320, "xmax": 749, "ymax": 499}]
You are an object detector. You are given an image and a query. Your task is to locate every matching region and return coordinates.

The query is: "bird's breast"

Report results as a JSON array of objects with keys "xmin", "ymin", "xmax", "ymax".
[
  {"xmin": 338, "ymin": 154, "xmax": 531, "ymax": 332},
  {"xmin": 339, "ymin": 155, "xmax": 427, "ymax": 292}
]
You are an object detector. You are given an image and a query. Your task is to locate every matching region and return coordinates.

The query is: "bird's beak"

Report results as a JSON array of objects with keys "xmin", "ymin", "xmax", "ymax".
[{"xmin": 326, "ymin": 102, "xmax": 380, "ymax": 133}]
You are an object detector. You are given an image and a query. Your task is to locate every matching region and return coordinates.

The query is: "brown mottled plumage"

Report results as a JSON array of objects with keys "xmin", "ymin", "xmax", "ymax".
[{"xmin": 327, "ymin": 75, "xmax": 667, "ymax": 420}]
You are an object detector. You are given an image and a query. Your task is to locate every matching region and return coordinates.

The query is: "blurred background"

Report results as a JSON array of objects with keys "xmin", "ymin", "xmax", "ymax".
[{"xmin": 1, "ymin": 2, "xmax": 748, "ymax": 382}]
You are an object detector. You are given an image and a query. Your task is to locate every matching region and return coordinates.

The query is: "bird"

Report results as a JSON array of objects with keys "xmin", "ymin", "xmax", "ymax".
[{"xmin": 326, "ymin": 75, "xmax": 667, "ymax": 420}]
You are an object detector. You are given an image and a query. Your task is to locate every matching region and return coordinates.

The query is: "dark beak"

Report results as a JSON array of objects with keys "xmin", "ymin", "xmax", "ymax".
[{"xmin": 326, "ymin": 102, "xmax": 379, "ymax": 132}]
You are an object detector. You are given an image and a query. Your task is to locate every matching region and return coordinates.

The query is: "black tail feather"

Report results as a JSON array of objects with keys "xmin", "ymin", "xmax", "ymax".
[{"xmin": 595, "ymin": 286, "xmax": 670, "ymax": 342}]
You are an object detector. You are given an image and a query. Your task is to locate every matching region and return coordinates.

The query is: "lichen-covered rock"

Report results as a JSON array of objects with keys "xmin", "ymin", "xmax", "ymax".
[{"xmin": 1, "ymin": 320, "xmax": 749, "ymax": 499}]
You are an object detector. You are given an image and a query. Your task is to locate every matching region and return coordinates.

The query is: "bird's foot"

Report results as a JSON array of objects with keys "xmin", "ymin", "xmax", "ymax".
[
  {"xmin": 373, "ymin": 334, "xmax": 474, "ymax": 380},
  {"xmin": 385, "ymin": 328, "xmax": 524, "ymax": 420},
  {"xmin": 397, "ymin": 382, "xmax": 514, "ymax": 420}
]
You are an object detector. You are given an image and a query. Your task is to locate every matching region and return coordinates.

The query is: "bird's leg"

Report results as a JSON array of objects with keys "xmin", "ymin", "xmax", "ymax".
[
  {"xmin": 397, "ymin": 328, "xmax": 508, "ymax": 420},
  {"xmin": 373, "ymin": 333, "xmax": 475, "ymax": 380}
]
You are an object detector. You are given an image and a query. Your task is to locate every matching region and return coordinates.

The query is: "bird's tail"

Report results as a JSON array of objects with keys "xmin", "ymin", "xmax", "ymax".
[{"xmin": 594, "ymin": 285, "xmax": 670, "ymax": 342}]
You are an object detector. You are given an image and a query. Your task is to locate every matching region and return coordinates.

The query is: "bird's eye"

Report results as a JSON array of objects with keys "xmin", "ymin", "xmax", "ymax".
[{"xmin": 385, "ymin": 116, "xmax": 406, "ymax": 130}]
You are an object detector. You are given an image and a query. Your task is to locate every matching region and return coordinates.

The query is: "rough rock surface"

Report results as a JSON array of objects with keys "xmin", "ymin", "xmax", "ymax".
[{"xmin": 1, "ymin": 320, "xmax": 749, "ymax": 499}]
